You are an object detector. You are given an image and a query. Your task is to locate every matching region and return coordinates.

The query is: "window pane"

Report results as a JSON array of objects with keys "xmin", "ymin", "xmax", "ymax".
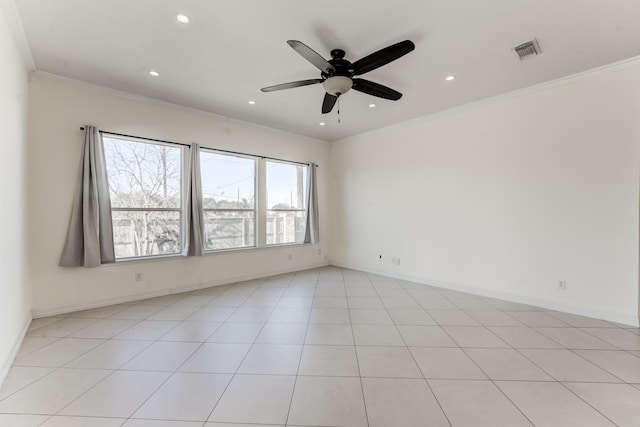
[
  {"xmin": 266, "ymin": 210, "xmax": 306, "ymax": 245},
  {"xmin": 266, "ymin": 161, "xmax": 307, "ymax": 210},
  {"xmin": 103, "ymin": 137, "xmax": 182, "ymax": 209},
  {"xmin": 200, "ymin": 151, "xmax": 255, "ymax": 209},
  {"xmin": 204, "ymin": 211, "xmax": 255, "ymax": 250},
  {"xmin": 112, "ymin": 211, "xmax": 181, "ymax": 258}
]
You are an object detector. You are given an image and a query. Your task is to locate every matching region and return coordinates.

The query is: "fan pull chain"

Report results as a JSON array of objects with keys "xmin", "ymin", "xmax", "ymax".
[{"xmin": 337, "ymin": 97, "xmax": 341, "ymax": 124}]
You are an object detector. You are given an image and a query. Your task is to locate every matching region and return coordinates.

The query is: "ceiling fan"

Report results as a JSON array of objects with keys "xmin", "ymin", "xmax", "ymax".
[{"xmin": 261, "ymin": 39, "xmax": 415, "ymax": 114}]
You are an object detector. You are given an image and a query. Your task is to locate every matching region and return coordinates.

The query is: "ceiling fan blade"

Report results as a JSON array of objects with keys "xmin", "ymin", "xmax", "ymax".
[
  {"xmin": 322, "ymin": 93, "xmax": 338, "ymax": 114},
  {"xmin": 287, "ymin": 40, "xmax": 336, "ymax": 74},
  {"xmin": 350, "ymin": 40, "xmax": 415, "ymax": 76},
  {"xmin": 352, "ymin": 79, "xmax": 402, "ymax": 100},
  {"xmin": 261, "ymin": 79, "xmax": 323, "ymax": 92}
]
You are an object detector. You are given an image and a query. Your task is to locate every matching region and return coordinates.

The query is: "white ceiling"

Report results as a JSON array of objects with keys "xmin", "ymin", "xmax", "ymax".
[{"xmin": 14, "ymin": 0, "xmax": 640, "ymax": 142}]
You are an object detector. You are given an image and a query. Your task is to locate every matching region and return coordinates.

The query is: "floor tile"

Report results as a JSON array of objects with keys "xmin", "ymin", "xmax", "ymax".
[
  {"xmin": 0, "ymin": 414, "xmax": 50, "ymax": 426},
  {"xmin": 428, "ymin": 310, "xmax": 480, "ymax": 326},
  {"xmin": 467, "ymin": 310, "xmax": 524, "ymax": 326},
  {"xmin": 564, "ymin": 382, "xmax": 640, "ymax": 427},
  {"xmin": 507, "ymin": 311, "xmax": 569, "ymax": 327},
  {"xmin": 188, "ymin": 306, "xmax": 236, "ymax": 321},
  {"xmin": 109, "ymin": 305, "xmax": 164, "ymax": 320},
  {"xmin": 147, "ymin": 305, "xmax": 201, "ymax": 321},
  {"xmin": 121, "ymin": 341, "xmax": 200, "ymax": 371},
  {"xmin": 429, "ymin": 379, "xmax": 532, "ymax": 426},
  {"xmin": 255, "ymin": 323, "xmax": 307, "ymax": 344},
  {"xmin": 450, "ymin": 298, "xmax": 495, "ymax": 310},
  {"xmin": 15, "ymin": 337, "xmax": 58, "ymax": 359},
  {"xmin": 305, "ymin": 324, "xmax": 354, "ymax": 345},
  {"xmin": 496, "ymin": 381, "xmax": 615, "ymax": 426},
  {"xmin": 489, "ymin": 326, "xmax": 563, "ymax": 348},
  {"xmin": 207, "ymin": 322, "xmax": 263, "ymax": 343},
  {"xmin": 443, "ymin": 326, "xmax": 509, "ymax": 348},
  {"xmin": 114, "ymin": 320, "xmax": 180, "ymax": 340},
  {"xmin": 313, "ymin": 296, "xmax": 349, "ymax": 309},
  {"xmin": 362, "ymin": 378, "xmax": 449, "ymax": 427},
  {"xmin": 67, "ymin": 318, "xmax": 139, "ymax": 339},
  {"xmin": 277, "ymin": 296, "xmax": 313, "ymax": 309},
  {"xmin": 225, "ymin": 308, "xmax": 272, "ymax": 323},
  {"xmin": 397, "ymin": 325, "xmax": 458, "ymax": 347},
  {"xmin": 209, "ymin": 374, "xmax": 295, "ymax": 424},
  {"xmin": 59, "ymin": 371, "xmax": 170, "ymax": 418},
  {"xmin": 535, "ymin": 327, "xmax": 617, "ymax": 349},
  {"xmin": 579, "ymin": 327, "xmax": 640, "ymax": 350},
  {"xmin": 352, "ymin": 325, "xmax": 404, "ymax": 346},
  {"xmin": 309, "ymin": 308, "xmax": 350, "ymax": 324},
  {"xmin": 549, "ymin": 312, "xmax": 615, "ymax": 328},
  {"xmin": 67, "ymin": 305, "xmax": 128, "ymax": 319},
  {"xmin": 159, "ymin": 321, "xmax": 221, "ymax": 342},
  {"xmin": 298, "ymin": 345, "xmax": 359, "ymax": 376},
  {"xmin": 135, "ymin": 294, "xmax": 185, "ymax": 306},
  {"xmin": 410, "ymin": 347, "xmax": 487, "ymax": 379},
  {"xmin": 27, "ymin": 317, "xmax": 64, "ymax": 332},
  {"xmin": 575, "ymin": 349, "xmax": 640, "ymax": 382},
  {"xmin": 40, "ymin": 416, "xmax": 125, "ymax": 426},
  {"xmin": 26, "ymin": 318, "xmax": 99, "ymax": 338},
  {"xmin": 347, "ymin": 297, "xmax": 384, "ymax": 309},
  {"xmin": 387, "ymin": 309, "xmax": 436, "ymax": 325},
  {"xmin": 66, "ymin": 340, "xmax": 150, "ymax": 369},
  {"xmin": 179, "ymin": 343, "xmax": 251, "ymax": 373},
  {"xmin": 464, "ymin": 348, "xmax": 553, "ymax": 380},
  {"xmin": 207, "ymin": 295, "xmax": 248, "ymax": 307},
  {"xmin": 173, "ymin": 294, "xmax": 215, "ymax": 306},
  {"xmin": 519, "ymin": 349, "xmax": 620, "ymax": 382},
  {"xmin": 349, "ymin": 309, "xmax": 393, "ymax": 325},
  {"xmin": 356, "ymin": 346, "xmax": 422, "ymax": 378},
  {"xmin": 287, "ymin": 376, "xmax": 367, "ymax": 427},
  {"xmin": 416, "ymin": 298, "xmax": 458, "ymax": 310},
  {"xmin": 126, "ymin": 420, "xmax": 205, "ymax": 427},
  {"xmin": 267, "ymin": 308, "xmax": 310, "ymax": 323},
  {"xmin": 381, "ymin": 297, "xmax": 422, "ymax": 309},
  {"xmin": 14, "ymin": 338, "xmax": 104, "ymax": 367},
  {"xmin": 0, "ymin": 368, "xmax": 110, "ymax": 414},
  {"xmin": 237, "ymin": 344, "xmax": 302, "ymax": 375},
  {"xmin": 133, "ymin": 372, "xmax": 231, "ymax": 421},
  {"xmin": 0, "ymin": 366, "xmax": 54, "ymax": 400}
]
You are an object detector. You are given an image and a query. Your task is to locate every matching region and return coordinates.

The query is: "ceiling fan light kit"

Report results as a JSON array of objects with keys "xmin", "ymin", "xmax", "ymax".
[{"xmin": 261, "ymin": 39, "xmax": 415, "ymax": 115}]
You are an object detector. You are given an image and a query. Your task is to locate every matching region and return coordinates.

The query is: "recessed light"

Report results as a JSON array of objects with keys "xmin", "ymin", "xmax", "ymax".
[
  {"xmin": 248, "ymin": 100, "xmax": 256, "ymax": 105},
  {"xmin": 176, "ymin": 13, "xmax": 190, "ymax": 24},
  {"xmin": 149, "ymin": 70, "xmax": 160, "ymax": 77},
  {"xmin": 445, "ymin": 75, "xmax": 455, "ymax": 81},
  {"xmin": 369, "ymin": 103, "xmax": 376, "ymax": 108},
  {"xmin": 319, "ymin": 122, "xmax": 325, "ymax": 126}
]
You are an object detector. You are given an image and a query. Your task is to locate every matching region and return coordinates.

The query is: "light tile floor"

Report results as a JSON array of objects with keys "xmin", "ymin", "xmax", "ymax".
[{"xmin": 1, "ymin": 267, "xmax": 640, "ymax": 426}]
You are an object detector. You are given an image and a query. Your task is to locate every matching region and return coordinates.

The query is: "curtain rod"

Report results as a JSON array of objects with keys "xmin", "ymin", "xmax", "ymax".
[{"xmin": 79, "ymin": 127, "xmax": 317, "ymax": 167}]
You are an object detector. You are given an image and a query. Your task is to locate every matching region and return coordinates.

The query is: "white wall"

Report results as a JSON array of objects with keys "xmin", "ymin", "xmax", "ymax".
[
  {"xmin": 28, "ymin": 75, "xmax": 330, "ymax": 315},
  {"xmin": 331, "ymin": 62, "xmax": 640, "ymax": 325},
  {"xmin": 0, "ymin": 7, "xmax": 31, "ymax": 380}
]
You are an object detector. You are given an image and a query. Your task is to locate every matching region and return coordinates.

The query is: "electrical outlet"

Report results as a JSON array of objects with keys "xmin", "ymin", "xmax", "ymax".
[
  {"xmin": 317, "ymin": 248, "xmax": 322, "ymax": 255},
  {"xmin": 135, "ymin": 272, "xmax": 143, "ymax": 282},
  {"xmin": 392, "ymin": 257, "xmax": 401, "ymax": 266},
  {"xmin": 288, "ymin": 254, "xmax": 292, "ymax": 260},
  {"xmin": 558, "ymin": 280, "xmax": 567, "ymax": 290}
]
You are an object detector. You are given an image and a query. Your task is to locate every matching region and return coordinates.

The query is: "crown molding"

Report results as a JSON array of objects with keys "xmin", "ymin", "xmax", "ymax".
[{"xmin": 0, "ymin": 0, "xmax": 36, "ymax": 71}]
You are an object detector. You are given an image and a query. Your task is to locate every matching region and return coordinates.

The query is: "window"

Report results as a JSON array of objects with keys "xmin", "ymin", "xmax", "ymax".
[
  {"xmin": 103, "ymin": 136, "xmax": 184, "ymax": 259},
  {"xmin": 266, "ymin": 161, "xmax": 308, "ymax": 245},
  {"xmin": 200, "ymin": 151, "xmax": 256, "ymax": 251}
]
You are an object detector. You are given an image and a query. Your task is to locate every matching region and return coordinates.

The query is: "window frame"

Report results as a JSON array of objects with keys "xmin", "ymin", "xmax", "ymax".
[
  {"xmin": 265, "ymin": 159, "xmax": 308, "ymax": 246},
  {"xmin": 102, "ymin": 133, "xmax": 187, "ymax": 260},
  {"xmin": 200, "ymin": 148, "xmax": 259, "ymax": 252}
]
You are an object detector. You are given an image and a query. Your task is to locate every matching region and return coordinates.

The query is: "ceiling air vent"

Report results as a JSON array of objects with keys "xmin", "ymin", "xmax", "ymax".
[{"xmin": 514, "ymin": 39, "xmax": 541, "ymax": 60}]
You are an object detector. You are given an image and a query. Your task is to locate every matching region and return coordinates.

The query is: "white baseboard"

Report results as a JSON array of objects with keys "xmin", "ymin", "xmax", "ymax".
[
  {"xmin": 0, "ymin": 312, "xmax": 32, "ymax": 389},
  {"xmin": 332, "ymin": 261, "xmax": 640, "ymax": 327},
  {"xmin": 32, "ymin": 261, "xmax": 331, "ymax": 319}
]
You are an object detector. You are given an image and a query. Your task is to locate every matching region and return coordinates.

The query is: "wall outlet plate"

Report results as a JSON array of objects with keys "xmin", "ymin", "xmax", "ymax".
[{"xmin": 558, "ymin": 280, "xmax": 567, "ymax": 290}]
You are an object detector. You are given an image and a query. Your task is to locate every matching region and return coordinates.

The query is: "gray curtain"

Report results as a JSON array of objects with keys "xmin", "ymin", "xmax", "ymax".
[
  {"xmin": 304, "ymin": 163, "xmax": 319, "ymax": 244},
  {"xmin": 59, "ymin": 126, "xmax": 115, "ymax": 267},
  {"xmin": 185, "ymin": 143, "xmax": 204, "ymax": 256}
]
